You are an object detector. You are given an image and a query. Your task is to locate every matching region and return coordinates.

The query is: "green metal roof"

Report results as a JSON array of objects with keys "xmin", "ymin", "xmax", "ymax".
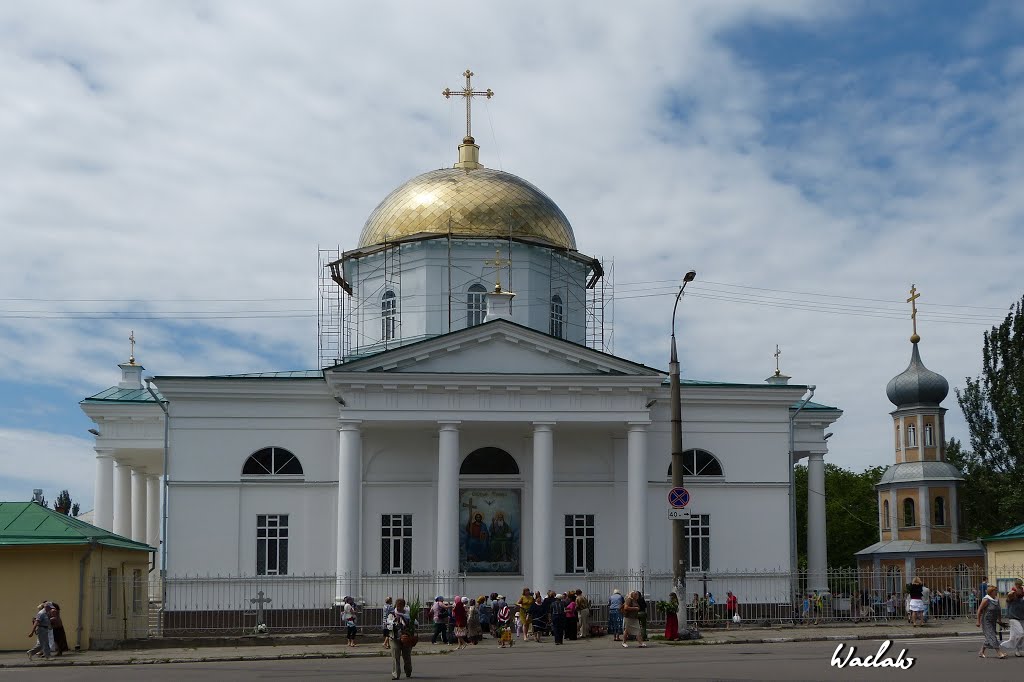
[
  {"xmin": 82, "ymin": 385, "xmax": 164, "ymax": 403},
  {"xmin": 983, "ymin": 522, "xmax": 1024, "ymax": 542},
  {"xmin": 0, "ymin": 502, "xmax": 154, "ymax": 551},
  {"xmin": 798, "ymin": 400, "xmax": 840, "ymax": 411}
]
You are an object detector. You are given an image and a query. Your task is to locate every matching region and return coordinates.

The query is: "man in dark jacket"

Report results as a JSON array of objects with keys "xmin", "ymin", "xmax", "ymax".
[{"xmin": 550, "ymin": 593, "xmax": 566, "ymax": 644}]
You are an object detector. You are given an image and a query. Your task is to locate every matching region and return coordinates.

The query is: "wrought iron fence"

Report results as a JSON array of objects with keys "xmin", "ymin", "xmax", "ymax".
[
  {"xmin": 152, "ymin": 571, "xmax": 465, "ymax": 635},
  {"xmin": 126, "ymin": 565, "xmax": 1023, "ymax": 638},
  {"xmin": 583, "ymin": 564, "xmax": 1023, "ymax": 628}
]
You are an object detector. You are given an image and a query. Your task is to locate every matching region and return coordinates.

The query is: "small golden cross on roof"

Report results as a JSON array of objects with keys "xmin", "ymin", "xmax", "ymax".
[
  {"xmin": 907, "ymin": 284, "xmax": 921, "ymax": 342},
  {"xmin": 443, "ymin": 69, "xmax": 494, "ymax": 140},
  {"xmin": 129, "ymin": 330, "xmax": 136, "ymax": 365},
  {"xmin": 484, "ymin": 247, "xmax": 511, "ymax": 292},
  {"xmin": 774, "ymin": 344, "xmax": 782, "ymax": 377}
]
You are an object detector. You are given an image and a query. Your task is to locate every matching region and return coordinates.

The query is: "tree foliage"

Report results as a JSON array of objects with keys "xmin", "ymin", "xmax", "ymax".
[
  {"xmin": 953, "ymin": 294, "xmax": 1024, "ymax": 536},
  {"xmin": 54, "ymin": 489, "xmax": 81, "ymax": 517},
  {"xmin": 796, "ymin": 463, "xmax": 886, "ymax": 568}
]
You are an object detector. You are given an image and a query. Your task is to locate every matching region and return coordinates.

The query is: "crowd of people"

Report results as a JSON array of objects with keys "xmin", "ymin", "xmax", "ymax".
[{"xmin": 26, "ymin": 601, "xmax": 69, "ymax": 661}]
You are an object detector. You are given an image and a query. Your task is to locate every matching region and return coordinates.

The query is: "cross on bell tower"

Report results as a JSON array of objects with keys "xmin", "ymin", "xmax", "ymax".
[{"xmin": 443, "ymin": 69, "xmax": 494, "ymax": 170}]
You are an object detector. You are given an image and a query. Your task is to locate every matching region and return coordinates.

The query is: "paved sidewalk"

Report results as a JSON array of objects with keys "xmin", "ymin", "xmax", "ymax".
[{"xmin": 0, "ymin": 619, "xmax": 987, "ymax": 668}]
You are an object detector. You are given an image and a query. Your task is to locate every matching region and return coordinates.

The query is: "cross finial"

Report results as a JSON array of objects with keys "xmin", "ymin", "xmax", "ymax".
[
  {"xmin": 129, "ymin": 330, "xmax": 136, "ymax": 365},
  {"xmin": 773, "ymin": 344, "xmax": 782, "ymax": 377},
  {"xmin": 443, "ymin": 69, "xmax": 494, "ymax": 141},
  {"xmin": 906, "ymin": 284, "xmax": 921, "ymax": 343},
  {"xmin": 484, "ymin": 248, "xmax": 511, "ymax": 292}
]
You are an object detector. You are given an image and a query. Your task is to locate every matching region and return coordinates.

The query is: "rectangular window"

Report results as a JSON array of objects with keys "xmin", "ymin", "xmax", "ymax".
[
  {"xmin": 106, "ymin": 568, "xmax": 116, "ymax": 616},
  {"xmin": 256, "ymin": 514, "xmax": 289, "ymax": 576},
  {"xmin": 564, "ymin": 514, "xmax": 595, "ymax": 573},
  {"xmin": 686, "ymin": 514, "xmax": 711, "ymax": 571},
  {"xmin": 132, "ymin": 569, "xmax": 144, "ymax": 615},
  {"xmin": 381, "ymin": 514, "xmax": 413, "ymax": 574}
]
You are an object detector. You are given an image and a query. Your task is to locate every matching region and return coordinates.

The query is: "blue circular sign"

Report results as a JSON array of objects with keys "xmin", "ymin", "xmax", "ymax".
[{"xmin": 668, "ymin": 487, "xmax": 690, "ymax": 508}]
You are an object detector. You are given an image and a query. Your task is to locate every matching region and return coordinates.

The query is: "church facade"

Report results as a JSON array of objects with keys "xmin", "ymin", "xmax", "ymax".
[{"xmin": 82, "ymin": 76, "xmax": 841, "ymax": 605}]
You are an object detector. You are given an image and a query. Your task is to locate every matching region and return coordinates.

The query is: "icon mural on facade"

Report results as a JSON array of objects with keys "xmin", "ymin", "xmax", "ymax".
[{"xmin": 459, "ymin": 488, "xmax": 521, "ymax": 573}]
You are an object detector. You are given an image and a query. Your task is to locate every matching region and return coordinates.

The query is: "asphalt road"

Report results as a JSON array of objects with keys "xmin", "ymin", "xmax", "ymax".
[{"xmin": 5, "ymin": 637, "xmax": 1022, "ymax": 681}]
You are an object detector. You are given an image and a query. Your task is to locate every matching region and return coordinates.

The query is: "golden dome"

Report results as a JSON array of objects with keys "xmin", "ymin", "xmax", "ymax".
[{"xmin": 357, "ymin": 166, "xmax": 577, "ymax": 250}]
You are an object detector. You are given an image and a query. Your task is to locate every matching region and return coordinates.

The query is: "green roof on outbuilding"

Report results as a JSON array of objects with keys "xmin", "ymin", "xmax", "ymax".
[
  {"xmin": 0, "ymin": 502, "xmax": 154, "ymax": 551},
  {"xmin": 983, "ymin": 522, "xmax": 1024, "ymax": 542}
]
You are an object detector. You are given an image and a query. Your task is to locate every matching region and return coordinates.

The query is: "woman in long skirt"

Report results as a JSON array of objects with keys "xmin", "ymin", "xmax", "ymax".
[
  {"xmin": 467, "ymin": 598, "xmax": 482, "ymax": 644},
  {"xmin": 977, "ymin": 585, "xmax": 1006, "ymax": 659},
  {"xmin": 664, "ymin": 592, "xmax": 680, "ymax": 641},
  {"xmin": 608, "ymin": 589, "xmax": 624, "ymax": 642}
]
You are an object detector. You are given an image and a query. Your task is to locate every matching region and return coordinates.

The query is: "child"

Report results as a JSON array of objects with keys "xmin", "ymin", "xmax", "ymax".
[{"xmin": 514, "ymin": 612, "xmax": 524, "ymax": 640}]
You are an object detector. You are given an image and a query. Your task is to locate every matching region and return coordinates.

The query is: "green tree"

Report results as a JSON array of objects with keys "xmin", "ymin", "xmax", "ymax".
[
  {"xmin": 54, "ymin": 489, "xmax": 81, "ymax": 517},
  {"xmin": 953, "ymin": 294, "xmax": 1024, "ymax": 536},
  {"xmin": 796, "ymin": 463, "xmax": 886, "ymax": 568}
]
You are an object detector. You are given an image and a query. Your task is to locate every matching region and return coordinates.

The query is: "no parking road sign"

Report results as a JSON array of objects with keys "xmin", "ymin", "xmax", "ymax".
[{"xmin": 668, "ymin": 487, "xmax": 690, "ymax": 509}]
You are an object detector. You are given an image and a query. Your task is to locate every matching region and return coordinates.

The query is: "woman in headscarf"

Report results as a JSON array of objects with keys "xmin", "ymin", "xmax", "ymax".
[
  {"xmin": 664, "ymin": 592, "xmax": 680, "ymax": 641},
  {"xmin": 452, "ymin": 596, "xmax": 469, "ymax": 650},
  {"xmin": 467, "ymin": 597, "xmax": 482, "ymax": 644}
]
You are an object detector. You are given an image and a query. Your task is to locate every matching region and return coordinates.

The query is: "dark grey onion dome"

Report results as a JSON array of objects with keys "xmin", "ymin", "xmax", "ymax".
[{"xmin": 886, "ymin": 343, "xmax": 949, "ymax": 408}]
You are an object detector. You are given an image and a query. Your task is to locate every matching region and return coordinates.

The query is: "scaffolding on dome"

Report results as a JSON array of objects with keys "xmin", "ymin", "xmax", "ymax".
[{"xmin": 317, "ymin": 241, "xmax": 614, "ymax": 368}]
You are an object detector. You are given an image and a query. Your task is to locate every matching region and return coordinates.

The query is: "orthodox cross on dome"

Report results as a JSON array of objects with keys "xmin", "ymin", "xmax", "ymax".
[
  {"xmin": 485, "ymin": 248, "xmax": 511, "ymax": 293},
  {"xmin": 773, "ymin": 344, "xmax": 782, "ymax": 377},
  {"xmin": 907, "ymin": 284, "xmax": 921, "ymax": 343},
  {"xmin": 443, "ymin": 69, "xmax": 494, "ymax": 140},
  {"xmin": 128, "ymin": 330, "xmax": 136, "ymax": 365}
]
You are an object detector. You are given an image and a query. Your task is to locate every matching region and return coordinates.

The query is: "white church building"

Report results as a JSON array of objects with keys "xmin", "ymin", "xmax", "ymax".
[{"xmin": 82, "ymin": 75, "xmax": 841, "ymax": 611}]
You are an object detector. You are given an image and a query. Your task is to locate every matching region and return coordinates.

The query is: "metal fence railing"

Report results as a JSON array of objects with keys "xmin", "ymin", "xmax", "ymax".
[
  {"xmin": 154, "ymin": 571, "xmax": 465, "ymax": 635},
  {"xmin": 126, "ymin": 564, "xmax": 1023, "ymax": 638},
  {"xmin": 583, "ymin": 564, "xmax": 1023, "ymax": 628}
]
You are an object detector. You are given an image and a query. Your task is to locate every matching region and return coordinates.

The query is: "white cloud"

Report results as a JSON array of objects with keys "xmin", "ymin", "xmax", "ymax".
[
  {"xmin": 0, "ymin": 428, "xmax": 94, "ymax": 510},
  {"xmin": 0, "ymin": 0, "xmax": 1020, "ymax": 488}
]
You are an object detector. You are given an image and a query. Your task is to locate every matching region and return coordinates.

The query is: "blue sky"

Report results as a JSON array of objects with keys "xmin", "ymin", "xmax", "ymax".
[{"xmin": 1, "ymin": 0, "xmax": 1021, "ymax": 511}]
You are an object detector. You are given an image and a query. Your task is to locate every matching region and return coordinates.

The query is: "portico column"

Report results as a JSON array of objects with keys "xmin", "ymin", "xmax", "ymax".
[
  {"xmin": 113, "ymin": 459, "xmax": 132, "ymax": 538},
  {"xmin": 336, "ymin": 421, "xmax": 362, "ymax": 603},
  {"xmin": 131, "ymin": 468, "xmax": 148, "ymax": 544},
  {"xmin": 436, "ymin": 422, "xmax": 461, "ymax": 576},
  {"xmin": 532, "ymin": 423, "xmax": 554, "ymax": 590},
  {"xmin": 146, "ymin": 475, "xmax": 160, "ymax": 548},
  {"xmin": 949, "ymin": 486, "xmax": 959, "ymax": 543},
  {"xmin": 806, "ymin": 452, "xmax": 828, "ymax": 590},
  {"xmin": 918, "ymin": 486, "xmax": 930, "ymax": 543},
  {"xmin": 93, "ymin": 450, "xmax": 114, "ymax": 532},
  {"xmin": 626, "ymin": 423, "xmax": 649, "ymax": 573}
]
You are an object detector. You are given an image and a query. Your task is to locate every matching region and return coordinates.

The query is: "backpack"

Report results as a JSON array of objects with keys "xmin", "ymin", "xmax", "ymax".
[
  {"xmin": 497, "ymin": 605, "xmax": 511, "ymax": 623},
  {"xmin": 438, "ymin": 606, "xmax": 450, "ymax": 621}
]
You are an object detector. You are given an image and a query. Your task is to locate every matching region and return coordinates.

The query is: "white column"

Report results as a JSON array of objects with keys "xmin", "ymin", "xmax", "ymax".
[
  {"xmin": 949, "ymin": 485, "xmax": 959, "ymax": 543},
  {"xmin": 436, "ymin": 422, "xmax": 461, "ymax": 576},
  {"xmin": 532, "ymin": 423, "xmax": 554, "ymax": 590},
  {"xmin": 890, "ymin": 488, "xmax": 899, "ymax": 541},
  {"xmin": 626, "ymin": 423, "xmax": 649, "ymax": 573},
  {"xmin": 146, "ymin": 475, "xmax": 160, "ymax": 548},
  {"xmin": 113, "ymin": 460, "xmax": 132, "ymax": 538},
  {"xmin": 918, "ymin": 486, "xmax": 930, "ymax": 543},
  {"xmin": 806, "ymin": 452, "xmax": 828, "ymax": 590},
  {"xmin": 336, "ymin": 421, "xmax": 362, "ymax": 603},
  {"xmin": 93, "ymin": 450, "xmax": 114, "ymax": 532},
  {"xmin": 131, "ymin": 469, "xmax": 148, "ymax": 543}
]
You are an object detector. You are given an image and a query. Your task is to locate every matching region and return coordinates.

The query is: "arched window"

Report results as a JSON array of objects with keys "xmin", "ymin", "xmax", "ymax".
[
  {"xmin": 934, "ymin": 496, "xmax": 945, "ymax": 526},
  {"xmin": 460, "ymin": 447, "xmax": 520, "ymax": 475},
  {"xmin": 467, "ymin": 283, "xmax": 487, "ymax": 327},
  {"xmin": 381, "ymin": 290, "xmax": 397, "ymax": 341},
  {"xmin": 667, "ymin": 449, "xmax": 724, "ymax": 477},
  {"xmin": 882, "ymin": 500, "xmax": 890, "ymax": 530},
  {"xmin": 906, "ymin": 423, "xmax": 917, "ymax": 447},
  {"xmin": 242, "ymin": 447, "xmax": 303, "ymax": 476},
  {"xmin": 903, "ymin": 498, "xmax": 916, "ymax": 527},
  {"xmin": 550, "ymin": 295, "xmax": 564, "ymax": 338},
  {"xmin": 886, "ymin": 566, "xmax": 903, "ymax": 599},
  {"xmin": 924, "ymin": 424, "xmax": 934, "ymax": 446}
]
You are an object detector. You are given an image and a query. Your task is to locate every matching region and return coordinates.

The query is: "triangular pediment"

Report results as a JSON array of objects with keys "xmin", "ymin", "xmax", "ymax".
[{"xmin": 328, "ymin": 320, "xmax": 662, "ymax": 377}]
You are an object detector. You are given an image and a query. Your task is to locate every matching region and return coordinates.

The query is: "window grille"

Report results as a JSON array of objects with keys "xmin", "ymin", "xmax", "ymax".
[
  {"xmin": 242, "ymin": 447, "xmax": 303, "ymax": 476},
  {"xmin": 550, "ymin": 294, "xmax": 563, "ymax": 338},
  {"xmin": 257, "ymin": 514, "xmax": 289, "ymax": 576},
  {"xmin": 687, "ymin": 514, "xmax": 711, "ymax": 571},
  {"xmin": 467, "ymin": 284, "xmax": 487, "ymax": 327},
  {"xmin": 381, "ymin": 514, "xmax": 413, "ymax": 574},
  {"xmin": 564, "ymin": 514, "xmax": 595, "ymax": 573},
  {"xmin": 382, "ymin": 290, "xmax": 397, "ymax": 341}
]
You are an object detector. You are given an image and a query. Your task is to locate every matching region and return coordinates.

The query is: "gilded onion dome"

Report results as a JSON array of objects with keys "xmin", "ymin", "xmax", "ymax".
[
  {"xmin": 885, "ymin": 342, "xmax": 949, "ymax": 408},
  {"xmin": 357, "ymin": 137, "xmax": 576, "ymax": 250}
]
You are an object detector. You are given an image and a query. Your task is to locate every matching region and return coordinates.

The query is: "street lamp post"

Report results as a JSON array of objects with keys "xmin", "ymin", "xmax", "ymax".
[{"xmin": 670, "ymin": 270, "xmax": 696, "ymax": 635}]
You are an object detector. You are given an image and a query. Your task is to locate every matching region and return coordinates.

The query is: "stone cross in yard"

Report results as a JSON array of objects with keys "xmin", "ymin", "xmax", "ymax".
[{"xmin": 250, "ymin": 590, "xmax": 272, "ymax": 625}]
